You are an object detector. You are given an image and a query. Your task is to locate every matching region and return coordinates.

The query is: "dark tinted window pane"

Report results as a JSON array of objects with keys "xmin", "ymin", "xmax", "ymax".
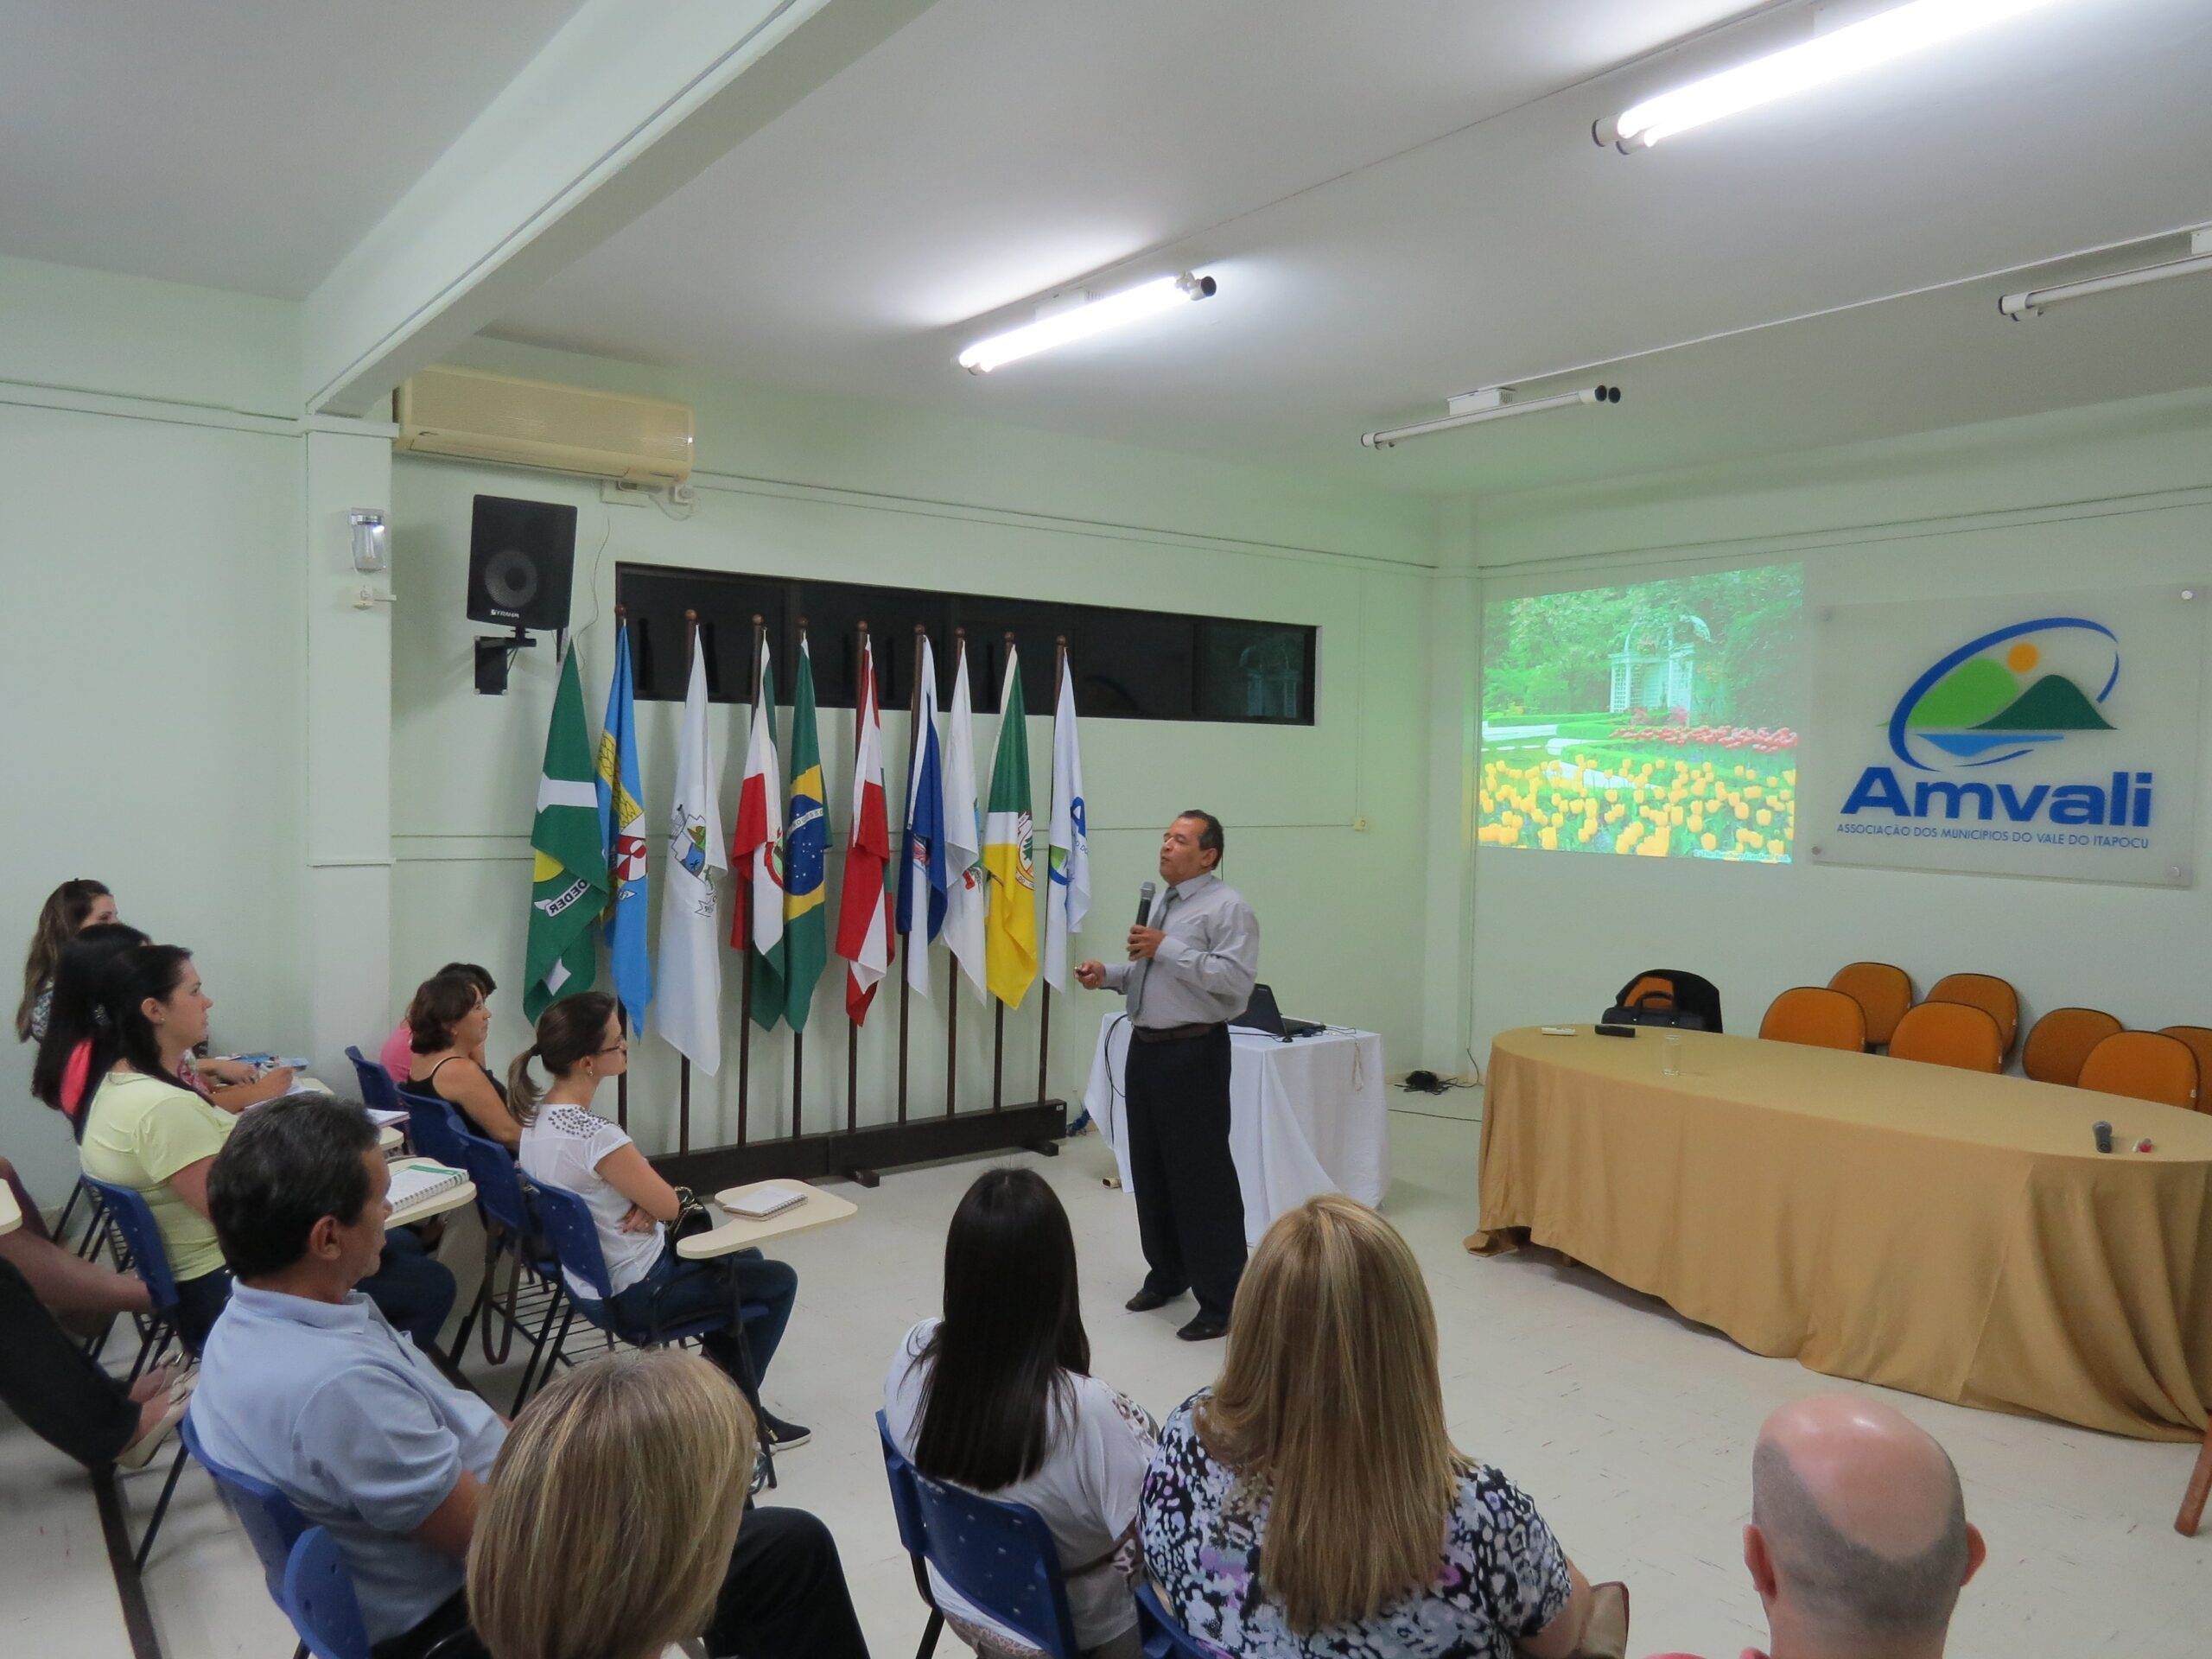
[
  {"xmin": 613, "ymin": 564, "xmax": 1314, "ymax": 726},
  {"xmin": 1196, "ymin": 620, "xmax": 1313, "ymax": 722}
]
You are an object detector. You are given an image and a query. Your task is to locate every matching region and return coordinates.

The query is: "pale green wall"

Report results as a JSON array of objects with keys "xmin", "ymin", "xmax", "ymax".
[
  {"xmin": 1452, "ymin": 387, "xmax": 2212, "ymax": 1071},
  {"xmin": 391, "ymin": 339, "xmax": 1442, "ymax": 1154}
]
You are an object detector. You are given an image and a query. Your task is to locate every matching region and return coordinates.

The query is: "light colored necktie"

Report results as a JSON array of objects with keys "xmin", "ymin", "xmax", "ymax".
[{"xmin": 1128, "ymin": 889, "xmax": 1174, "ymax": 1021}]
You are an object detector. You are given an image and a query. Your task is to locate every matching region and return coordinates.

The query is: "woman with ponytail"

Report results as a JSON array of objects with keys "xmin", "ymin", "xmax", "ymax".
[{"xmin": 514, "ymin": 994, "xmax": 809, "ymax": 1452}]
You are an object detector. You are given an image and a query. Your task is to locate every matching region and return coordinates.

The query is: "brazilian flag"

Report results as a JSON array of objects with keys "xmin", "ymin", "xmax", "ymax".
[
  {"xmin": 779, "ymin": 639, "xmax": 830, "ymax": 1032},
  {"xmin": 524, "ymin": 649, "xmax": 612, "ymax": 1020}
]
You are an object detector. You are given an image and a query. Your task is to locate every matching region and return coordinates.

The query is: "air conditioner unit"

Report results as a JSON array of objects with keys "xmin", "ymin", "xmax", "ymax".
[{"xmin": 394, "ymin": 365, "xmax": 694, "ymax": 486}]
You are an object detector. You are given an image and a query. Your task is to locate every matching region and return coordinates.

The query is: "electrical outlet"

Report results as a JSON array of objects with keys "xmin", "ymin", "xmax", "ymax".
[{"xmin": 601, "ymin": 480, "xmax": 654, "ymax": 508}]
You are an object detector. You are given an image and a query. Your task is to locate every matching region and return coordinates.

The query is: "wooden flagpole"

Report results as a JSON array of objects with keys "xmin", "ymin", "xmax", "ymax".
[
  {"xmin": 791, "ymin": 618, "xmax": 808, "ymax": 1140},
  {"xmin": 1037, "ymin": 635, "xmax": 1065, "ymax": 1106},
  {"xmin": 896, "ymin": 625, "xmax": 926, "ymax": 1123},
  {"xmin": 946, "ymin": 629, "xmax": 964, "ymax": 1119},
  {"xmin": 737, "ymin": 614, "xmax": 764, "ymax": 1148},
  {"xmin": 678, "ymin": 608, "xmax": 696, "ymax": 1156},
  {"xmin": 615, "ymin": 603, "xmax": 630, "ymax": 1132},
  {"xmin": 848, "ymin": 620, "xmax": 869, "ymax": 1137}
]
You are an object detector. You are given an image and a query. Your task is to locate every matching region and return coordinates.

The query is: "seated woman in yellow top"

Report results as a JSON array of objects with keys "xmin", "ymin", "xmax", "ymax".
[
  {"xmin": 405, "ymin": 971, "xmax": 521, "ymax": 1150},
  {"xmin": 79, "ymin": 944, "xmax": 240, "ymax": 1348},
  {"xmin": 79, "ymin": 944, "xmax": 460, "ymax": 1353}
]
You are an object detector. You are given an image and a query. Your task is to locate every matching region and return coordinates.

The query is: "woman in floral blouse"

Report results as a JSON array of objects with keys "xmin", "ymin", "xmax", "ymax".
[{"xmin": 1142, "ymin": 1194, "xmax": 1605, "ymax": 1659}]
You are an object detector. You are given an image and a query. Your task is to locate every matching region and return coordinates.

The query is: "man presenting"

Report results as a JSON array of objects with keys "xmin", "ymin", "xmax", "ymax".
[{"xmin": 1077, "ymin": 810, "xmax": 1258, "ymax": 1341}]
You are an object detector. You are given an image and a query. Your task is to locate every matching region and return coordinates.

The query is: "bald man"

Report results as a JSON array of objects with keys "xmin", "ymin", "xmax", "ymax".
[{"xmin": 1650, "ymin": 1395, "xmax": 1986, "ymax": 1659}]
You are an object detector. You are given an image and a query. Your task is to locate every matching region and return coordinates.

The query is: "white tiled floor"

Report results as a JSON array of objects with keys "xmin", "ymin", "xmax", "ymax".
[{"xmin": 9, "ymin": 1104, "xmax": 2210, "ymax": 1658}]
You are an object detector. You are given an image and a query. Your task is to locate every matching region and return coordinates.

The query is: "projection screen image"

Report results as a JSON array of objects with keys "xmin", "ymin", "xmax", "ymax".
[{"xmin": 1480, "ymin": 564, "xmax": 1804, "ymax": 862}]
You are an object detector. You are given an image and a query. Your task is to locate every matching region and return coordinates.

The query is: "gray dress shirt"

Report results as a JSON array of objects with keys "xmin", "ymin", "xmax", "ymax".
[{"xmin": 1101, "ymin": 873, "xmax": 1260, "ymax": 1027}]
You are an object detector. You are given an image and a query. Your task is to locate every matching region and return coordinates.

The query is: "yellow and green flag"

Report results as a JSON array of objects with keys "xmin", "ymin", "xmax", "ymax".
[
  {"xmin": 983, "ymin": 645, "xmax": 1037, "ymax": 1007},
  {"xmin": 525, "ymin": 647, "xmax": 611, "ymax": 1020}
]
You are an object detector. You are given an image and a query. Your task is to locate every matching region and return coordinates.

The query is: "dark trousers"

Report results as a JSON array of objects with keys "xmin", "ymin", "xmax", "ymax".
[
  {"xmin": 372, "ymin": 1505, "xmax": 867, "ymax": 1659},
  {"xmin": 0, "ymin": 1258, "xmax": 139, "ymax": 1467},
  {"xmin": 1125, "ymin": 1024, "xmax": 1245, "ymax": 1323},
  {"xmin": 172, "ymin": 1234, "xmax": 458, "ymax": 1354},
  {"xmin": 609, "ymin": 1243, "xmax": 798, "ymax": 1404}
]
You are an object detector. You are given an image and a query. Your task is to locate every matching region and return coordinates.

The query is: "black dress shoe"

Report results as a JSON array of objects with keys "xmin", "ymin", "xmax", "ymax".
[
  {"xmin": 1176, "ymin": 1315, "xmax": 1229, "ymax": 1342},
  {"xmin": 1125, "ymin": 1287, "xmax": 1181, "ymax": 1313}
]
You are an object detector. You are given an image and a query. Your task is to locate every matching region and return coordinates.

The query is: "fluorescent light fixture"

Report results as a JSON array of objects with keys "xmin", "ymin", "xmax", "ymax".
[
  {"xmin": 2000, "ymin": 228, "xmax": 2212, "ymax": 319},
  {"xmin": 1595, "ymin": 0, "xmax": 2067, "ymax": 152},
  {"xmin": 958, "ymin": 272, "xmax": 1217, "ymax": 373},
  {"xmin": 1362, "ymin": 385, "xmax": 1622, "ymax": 450}
]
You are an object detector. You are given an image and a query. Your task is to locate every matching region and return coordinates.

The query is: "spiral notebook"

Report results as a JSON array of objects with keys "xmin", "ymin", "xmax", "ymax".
[
  {"xmin": 387, "ymin": 1161, "xmax": 468, "ymax": 1212},
  {"xmin": 719, "ymin": 1182, "xmax": 807, "ymax": 1221}
]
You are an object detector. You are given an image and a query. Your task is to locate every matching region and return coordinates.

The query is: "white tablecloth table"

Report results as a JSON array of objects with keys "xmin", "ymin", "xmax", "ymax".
[{"xmin": 1082, "ymin": 1019, "xmax": 1389, "ymax": 1246}]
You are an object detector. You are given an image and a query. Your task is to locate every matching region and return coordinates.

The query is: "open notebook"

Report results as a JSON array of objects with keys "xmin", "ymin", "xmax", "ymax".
[{"xmin": 387, "ymin": 1161, "xmax": 468, "ymax": 1213}]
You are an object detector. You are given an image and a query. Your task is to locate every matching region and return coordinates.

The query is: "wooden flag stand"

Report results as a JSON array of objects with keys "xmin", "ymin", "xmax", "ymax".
[{"xmin": 653, "ymin": 619, "xmax": 1063, "ymax": 1196}]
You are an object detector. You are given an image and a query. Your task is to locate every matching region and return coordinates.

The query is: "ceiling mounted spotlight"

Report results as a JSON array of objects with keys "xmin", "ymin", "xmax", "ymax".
[
  {"xmin": 1999, "ymin": 227, "xmax": 2212, "ymax": 319},
  {"xmin": 958, "ymin": 271, "xmax": 1217, "ymax": 374},
  {"xmin": 1361, "ymin": 385, "xmax": 1622, "ymax": 450},
  {"xmin": 1594, "ymin": 0, "xmax": 2069, "ymax": 153}
]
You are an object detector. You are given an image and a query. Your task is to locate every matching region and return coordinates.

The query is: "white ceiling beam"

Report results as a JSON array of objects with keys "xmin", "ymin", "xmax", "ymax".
[{"xmin": 299, "ymin": 0, "xmax": 935, "ymax": 416}]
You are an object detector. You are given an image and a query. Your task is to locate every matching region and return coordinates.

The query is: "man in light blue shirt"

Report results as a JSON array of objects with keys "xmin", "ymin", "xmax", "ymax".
[
  {"xmin": 190, "ymin": 1097, "xmax": 870, "ymax": 1659},
  {"xmin": 191, "ymin": 1100, "xmax": 499, "ymax": 1656}
]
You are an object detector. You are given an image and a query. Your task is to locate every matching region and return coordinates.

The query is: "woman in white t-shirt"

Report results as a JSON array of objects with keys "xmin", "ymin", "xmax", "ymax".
[
  {"xmin": 511, "ymin": 994, "xmax": 807, "ymax": 1452},
  {"xmin": 884, "ymin": 1167, "xmax": 1157, "ymax": 1659}
]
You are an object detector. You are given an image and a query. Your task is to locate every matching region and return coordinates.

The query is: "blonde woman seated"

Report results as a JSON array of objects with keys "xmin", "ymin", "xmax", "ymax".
[
  {"xmin": 885, "ymin": 1167, "xmax": 1157, "ymax": 1659},
  {"xmin": 1141, "ymin": 1194, "xmax": 1608, "ymax": 1659},
  {"xmin": 470, "ymin": 1350, "xmax": 868, "ymax": 1659},
  {"xmin": 512, "ymin": 994, "xmax": 806, "ymax": 1451}
]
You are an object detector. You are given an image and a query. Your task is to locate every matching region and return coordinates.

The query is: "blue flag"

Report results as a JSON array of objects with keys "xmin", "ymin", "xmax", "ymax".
[
  {"xmin": 898, "ymin": 636, "xmax": 950, "ymax": 995},
  {"xmin": 594, "ymin": 620, "xmax": 652, "ymax": 1024}
]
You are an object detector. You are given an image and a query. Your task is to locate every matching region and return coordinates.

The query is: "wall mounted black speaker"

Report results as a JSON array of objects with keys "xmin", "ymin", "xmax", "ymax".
[{"xmin": 467, "ymin": 495, "xmax": 576, "ymax": 632}]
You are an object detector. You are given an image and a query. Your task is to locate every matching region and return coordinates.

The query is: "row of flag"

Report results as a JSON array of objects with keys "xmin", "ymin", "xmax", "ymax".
[{"xmin": 521, "ymin": 625, "xmax": 1090, "ymax": 1077}]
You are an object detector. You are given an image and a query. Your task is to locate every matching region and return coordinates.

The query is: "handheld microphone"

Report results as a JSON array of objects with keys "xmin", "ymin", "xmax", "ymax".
[
  {"xmin": 1135, "ymin": 880, "xmax": 1156, "ymax": 927},
  {"xmin": 2093, "ymin": 1120, "xmax": 2113, "ymax": 1154}
]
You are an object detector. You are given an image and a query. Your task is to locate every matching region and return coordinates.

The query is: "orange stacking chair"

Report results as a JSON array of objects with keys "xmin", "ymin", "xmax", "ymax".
[
  {"xmin": 2077, "ymin": 1031, "xmax": 2201, "ymax": 1111},
  {"xmin": 2021, "ymin": 1007, "xmax": 2123, "ymax": 1088},
  {"xmin": 1759, "ymin": 988, "xmax": 1868, "ymax": 1052},
  {"xmin": 2159, "ymin": 1028, "xmax": 2212, "ymax": 1109},
  {"xmin": 1827, "ymin": 962, "xmax": 1914, "ymax": 1048},
  {"xmin": 1888, "ymin": 1001, "xmax": 2004, "ymax": 1073},
  {"xmin": 1927, "ymin": 973, "xmax": 2020, "ymax": 1058}
]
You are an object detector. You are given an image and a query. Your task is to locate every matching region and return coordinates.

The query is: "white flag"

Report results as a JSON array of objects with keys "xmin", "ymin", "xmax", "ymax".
[
  {"xmin": 656, "ymin": 634, "xmax": 725, "ymax": 1073},
  {"xmin": 940, "ymin": 640, "xmax": 988, "ymax": 1000},
  {"xmin": 1044, "ymin": 652, "xmax": 1090, "ymax": 989}
]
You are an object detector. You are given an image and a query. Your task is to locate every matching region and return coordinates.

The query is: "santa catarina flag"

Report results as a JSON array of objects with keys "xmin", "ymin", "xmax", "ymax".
[
  {"xmin": 780, "ymin": 636, "xmax": 830, "ymax": 1032},
  {"xmin": 983, "ymin": 645, "xmax": 1038, "ymax": 1008},
  {"xmin": 732, "ymin": 640, "xmax": 787, "ymax": 1030},
  {"xmin": 834, "ymin": 633, "xmax": 894, "ymax": 1023},
  {"xmin": 525, "ymin": 647, "xmax": 611, "ymax": 1020},
  {"xmin": 594, "ymin": 620, "xmax": 652, "ymax": 1026}
]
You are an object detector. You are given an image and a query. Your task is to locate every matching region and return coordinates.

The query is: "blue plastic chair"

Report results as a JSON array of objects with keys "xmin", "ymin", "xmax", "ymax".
[
  {"xmin": 524, "ymin": 1179, "xmax": 777, "ymax": 1481},
  {"xmin": 344, "ymin": 1046, "xmax": 402, "ymax": 1117},
  {"xmin": 283, "ymin": 1528, "xmax": 372, "ymax": 1659},
  {"xmin": 81, "ymin": 1175, "xmax": 194, "ymax": 1567},
  {"xmin": 873, "ymin": 1409, "xmax": 1083, "ymax": 1659},
  {"xmin": 1135, "ymin": 1581, "xmax": 1225, "ymax": 1659},
  {"xmin": 395, "ymin": 1085, "xmax": 474, "ymax": 1171},
  {"xmin": 445, "ymin": 1128, "xmax": 564, "ymax": 1371},
  {"xmin": 877, "ymin": 1412, "xmax": 948, "ymax": 1659},
  {"xmin": 180, "ymin": 1412, "xmax": 309, "ymax": 1656}
]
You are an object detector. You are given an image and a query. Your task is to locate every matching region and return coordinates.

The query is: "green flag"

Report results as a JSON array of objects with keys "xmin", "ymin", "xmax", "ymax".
[
  {"xmin": 779, "ymin": 639, "xmax": 830, "ymax": 1032},
  {"xmin": 525, "ymin": 649, "xmax": 612, "ymax": 1020}
]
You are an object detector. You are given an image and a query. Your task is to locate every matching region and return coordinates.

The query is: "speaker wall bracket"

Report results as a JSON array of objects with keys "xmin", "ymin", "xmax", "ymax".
[{"xmin": 474, "ymin": 626, "xmax": 537, "ymax": 695}]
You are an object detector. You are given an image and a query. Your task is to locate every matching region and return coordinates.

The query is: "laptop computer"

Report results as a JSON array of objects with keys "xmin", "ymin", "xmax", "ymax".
[{"xmin": 1230, "ymin": 983, "xmax": 1324, "ymax": 1039}]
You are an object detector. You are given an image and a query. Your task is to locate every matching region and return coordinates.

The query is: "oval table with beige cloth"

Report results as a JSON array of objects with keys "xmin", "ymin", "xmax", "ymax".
[{"xmin": 1465, "ymin": 1026, "xmax": 2212, "ymax": 1441}]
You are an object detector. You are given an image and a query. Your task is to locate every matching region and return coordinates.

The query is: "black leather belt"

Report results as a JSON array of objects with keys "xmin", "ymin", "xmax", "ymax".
[{"xmin": 1132, "ymin": 1021, "xmax": 1225, "ymax": 1044}]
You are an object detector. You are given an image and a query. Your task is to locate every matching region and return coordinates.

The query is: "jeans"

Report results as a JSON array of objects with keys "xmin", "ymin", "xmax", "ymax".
[
  {"xmin": 0, "ymin": 1258, "xmax": 139, "ymax": 1467},
  {"xmin": 371, "ymin": 1505, "xmax": 866, "ymax": 1659},
  {"xmin": 171, "ymin": 1232, "xmax": 457, "ymax": 1354},
  {"xmin": 607, "ymin": 1242, "xmax": 797, "ymax": 1402}
]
